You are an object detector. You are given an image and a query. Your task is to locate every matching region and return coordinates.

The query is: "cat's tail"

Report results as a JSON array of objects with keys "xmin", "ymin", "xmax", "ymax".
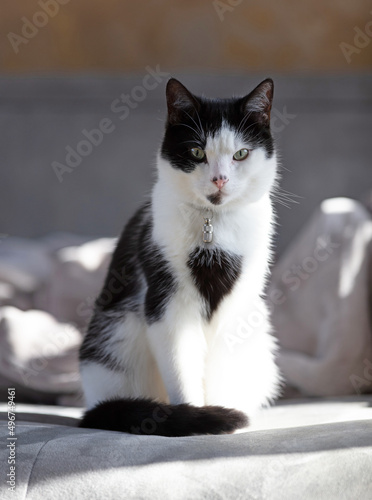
[{"xmin": 79, "ymin": 398, "xmax": 248, "ymax": 436}]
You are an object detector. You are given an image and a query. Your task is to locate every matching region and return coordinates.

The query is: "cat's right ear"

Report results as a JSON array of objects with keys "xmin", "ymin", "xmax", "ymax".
[
  {"xmin": 241, "ymin": 78, "xmax": 274, "ymax": 127},
  {"xmin": 166, "ymin": 78, "xmax": 200, "ymax": 125}
]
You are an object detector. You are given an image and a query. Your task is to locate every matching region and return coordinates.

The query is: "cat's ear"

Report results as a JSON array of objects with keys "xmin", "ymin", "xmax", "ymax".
[
  {"xmin": 166, "ymin": 78, "xmax": 200, "ymax": 125},
  {"xmin": 241, "ymin": 78, "xmax": 274, "ymax": 127}
]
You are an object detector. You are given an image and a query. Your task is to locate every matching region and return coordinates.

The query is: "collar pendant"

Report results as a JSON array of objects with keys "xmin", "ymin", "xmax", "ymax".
[{"xmin": 202, "ymin": 216, "xmax": 213, "ymax": 243}]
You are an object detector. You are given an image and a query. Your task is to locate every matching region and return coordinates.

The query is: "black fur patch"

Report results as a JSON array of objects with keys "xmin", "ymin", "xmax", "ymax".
[
  {"xmin": 97, "ymin": 203, "xmax": 150, "ymax": 312},
  {"xmin": 79, "ymin": 311, "xmax": 130, "ymax": 370},
  {"xmin": 138, "ymin": 222, "xmax": 178, "ymax": 324},
  {"xmin": 79, "ymin": 397, "xmax": 248, "ymax": 437},
  {"xmin": 187, "ymin": 247, "xmax": 243, "ymax": 320}
]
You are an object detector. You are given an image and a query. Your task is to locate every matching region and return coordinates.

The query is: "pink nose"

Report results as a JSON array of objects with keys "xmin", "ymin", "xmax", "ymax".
[{"xmin": 212, "ymin": 176, "xmax": 229, "ymax": 190}]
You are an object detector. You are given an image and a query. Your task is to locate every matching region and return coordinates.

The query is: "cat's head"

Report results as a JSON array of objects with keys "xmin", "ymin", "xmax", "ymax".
[{"xmin": 159, "ymin": 78, "xmax": 277, "ymax": 211}]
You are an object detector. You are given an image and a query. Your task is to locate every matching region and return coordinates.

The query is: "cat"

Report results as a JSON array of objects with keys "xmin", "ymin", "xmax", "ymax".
[{"xmin": 79, "ymin": 77, "xmax": 281, "ymax": 436}]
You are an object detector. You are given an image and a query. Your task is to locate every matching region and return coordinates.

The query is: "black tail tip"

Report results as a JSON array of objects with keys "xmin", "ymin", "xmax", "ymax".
[{"xmin": 200, "ymin": 405, "xmax": 249, "ymax": 435}]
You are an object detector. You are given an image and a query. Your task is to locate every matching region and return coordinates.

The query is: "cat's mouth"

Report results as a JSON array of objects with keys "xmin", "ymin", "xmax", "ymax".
[{"xmin": 207, "ymin": 192, "xmax": 224, "ymax": 205}]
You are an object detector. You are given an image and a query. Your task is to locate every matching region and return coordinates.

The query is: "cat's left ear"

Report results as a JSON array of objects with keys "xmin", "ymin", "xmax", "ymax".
[
  {"xmin": 241, "ymin": 78, "xmax": 274, "ymax": 127},
  {"xmin": 166, "ymin": 78, "xmax": 201, "ymax": 125}
]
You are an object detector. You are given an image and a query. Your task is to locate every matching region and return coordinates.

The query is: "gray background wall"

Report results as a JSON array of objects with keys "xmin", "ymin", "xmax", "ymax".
[{"xmin": 1, "ymin": 73, "xmax": 371, "ymax": 256}]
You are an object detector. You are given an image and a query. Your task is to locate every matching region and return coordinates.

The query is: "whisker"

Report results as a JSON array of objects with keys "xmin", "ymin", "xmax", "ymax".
[
  {"xmin": 184, "ymin": 110, "xmax": 205, "ymax": 142},
  {"xmin": 193, "ymin": 107, "xmax": 204, "ymax": 139},
  {"xmin": 237, "ymin": 111, "xmax": 254, "ymax": 136},
  {"xmin": 179, "ymin": 139, "xmax": 204, "ymax": 148},
  {"xmin": 271, "ymin": 186, "xmax": 302, "ymax": 209},
  {"xmin": 176, "ymin": 122, "xmax": 202, "ymax": 139}
]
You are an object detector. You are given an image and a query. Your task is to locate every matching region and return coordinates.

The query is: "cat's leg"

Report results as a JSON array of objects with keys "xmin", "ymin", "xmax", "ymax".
[
  {"xmin": 145, "ymin": 291, "xmax": 206, "ymax": 406},
  {"xmin": 80, "ymin": 362, "xmax": 127, "ymax": 409},
  {"xmin": 80, "ymin": 311, "xmax": 167, "ymax": 409},
  {"xmin": 204, "ymin": 296, "xmax": 281, "ymax": 416}
]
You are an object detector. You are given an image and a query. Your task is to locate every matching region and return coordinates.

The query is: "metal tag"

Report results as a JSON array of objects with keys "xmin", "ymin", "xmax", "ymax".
[{"xmin": 203, "ymin": 218, "xmax": 213, "ymax": 243}]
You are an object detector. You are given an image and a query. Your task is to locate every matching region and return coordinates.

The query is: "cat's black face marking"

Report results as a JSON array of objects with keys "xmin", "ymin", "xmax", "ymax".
[
  {"xmin": 161, "ymin": 78, "xmax": 274, "ymax": 174},
  {"xmin": 207, "ymin": 192, "xmax": 223, "ymax": 205},
  {"xmin": 187, "ymin": 247, "xmax": 243, "ymax": 321}
]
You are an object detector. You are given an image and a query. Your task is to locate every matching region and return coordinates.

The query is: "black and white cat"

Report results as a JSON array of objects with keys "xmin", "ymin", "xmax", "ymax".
[{"xmin": 79, "ymin": 78, "xmax": 281, "ymax": 436}]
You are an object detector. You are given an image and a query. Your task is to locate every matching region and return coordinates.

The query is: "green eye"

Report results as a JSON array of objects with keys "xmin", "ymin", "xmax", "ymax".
[
  {"xmin": 191, "ymin": 147, "xmax": 205, "ymax": 160},
  {"xmin": 233, "ymin": 148, "xmax": 249, "ymax": 161}
]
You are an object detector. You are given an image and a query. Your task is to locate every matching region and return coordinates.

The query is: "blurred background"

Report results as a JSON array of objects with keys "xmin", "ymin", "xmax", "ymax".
[{"xmin": 0, "ymin": 0, "xmax": 371, "ymax": 404}]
